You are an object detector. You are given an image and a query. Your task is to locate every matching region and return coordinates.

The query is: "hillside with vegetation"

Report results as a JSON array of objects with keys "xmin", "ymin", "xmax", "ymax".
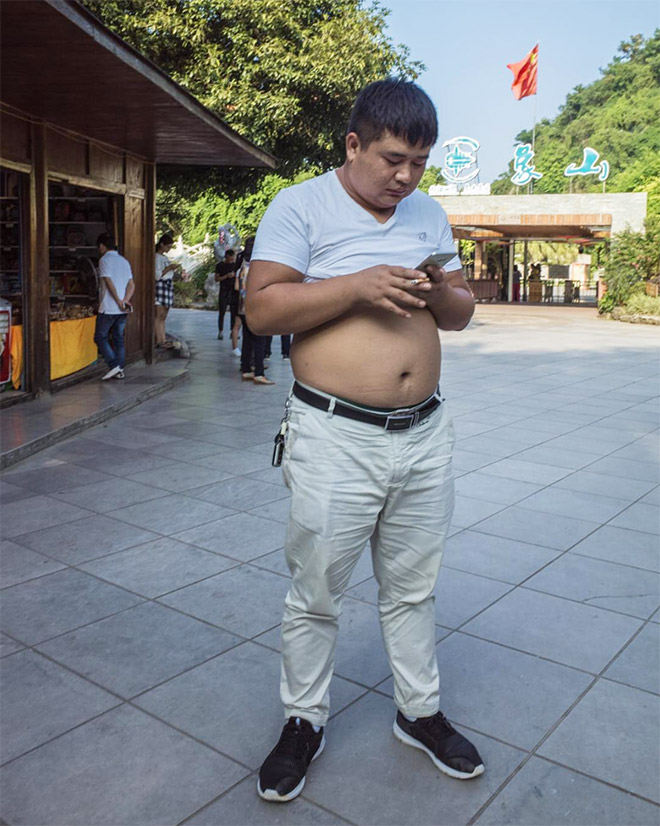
[{"xmin": 492, "ymin": 31, "xmax": 660, "ymax": 220}]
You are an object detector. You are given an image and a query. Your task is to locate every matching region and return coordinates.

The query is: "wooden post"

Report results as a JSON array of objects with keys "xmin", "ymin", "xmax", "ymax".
[
  {"xmin": 27, "ymin": 123, "xmax": 51, "ymax": 394},
  {"xmin": 144, "ymin": 163, "xmax": 156, "ymax": 363},
  {"xmin": 474, "ymin": 241, "xmax": 484, "ymax": 280},
  {"xmin": 507, "ymin": 240, "xmax": 514, "ymax": 303}
]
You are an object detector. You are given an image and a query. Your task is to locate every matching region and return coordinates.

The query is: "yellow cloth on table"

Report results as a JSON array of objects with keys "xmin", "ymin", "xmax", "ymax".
[
  {"xmin": 50, "ymin": 316, "xmax": 98, "ymax": 381},
  {"xmin": 9, "ymin": 317, "xmax": 99, "ymax": 389},
  {"xmin": 9, "ymin": 324, "xmax": 23, "ymax": 390}
]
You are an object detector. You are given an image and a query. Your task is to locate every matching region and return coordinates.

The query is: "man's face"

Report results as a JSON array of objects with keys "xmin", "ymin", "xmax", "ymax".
[{"xmin": 345, "ymin": 131, "xmax": 431, "ymax": 211}]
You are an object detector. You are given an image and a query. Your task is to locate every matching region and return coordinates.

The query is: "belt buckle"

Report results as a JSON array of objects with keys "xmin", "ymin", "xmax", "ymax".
[{"xmin": 385, "ymin": 410, "xmax": 420, "ymax": 431}]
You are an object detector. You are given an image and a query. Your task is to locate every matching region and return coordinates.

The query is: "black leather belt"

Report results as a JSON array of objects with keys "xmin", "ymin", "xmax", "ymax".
[{"xmin": 292, "ymin": 382, "xmax": 441, "ymax": 432}]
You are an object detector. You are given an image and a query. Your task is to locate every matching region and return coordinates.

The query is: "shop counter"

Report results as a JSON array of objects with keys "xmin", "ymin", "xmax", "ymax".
[{"xmin": 9, "ymin": 316, "xmax": 98, "ymax": 389}]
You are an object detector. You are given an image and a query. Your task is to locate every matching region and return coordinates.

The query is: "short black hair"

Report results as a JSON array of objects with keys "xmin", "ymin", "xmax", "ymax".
[
  {"xmin": 97, "ymin": 232, "xmax": 116, "ymax": 250},
  {"xmin": 347, "ymin": 79, "xmax": 438, "ymax": 149}
]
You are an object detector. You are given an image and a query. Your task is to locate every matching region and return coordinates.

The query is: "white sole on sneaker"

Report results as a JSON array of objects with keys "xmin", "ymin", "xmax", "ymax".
[
  {"xmin": 393, "ymin": 721, "xmax": 484, "ymax": 780},
  {"xmin": 256, "ymin": 736, "xmax": 325, "ymax": 803}
]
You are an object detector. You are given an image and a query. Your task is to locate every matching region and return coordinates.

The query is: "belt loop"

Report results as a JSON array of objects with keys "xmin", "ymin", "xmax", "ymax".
[{"xmin": 327, "ymin": 397, "xmax": 336, "ymax": 418}]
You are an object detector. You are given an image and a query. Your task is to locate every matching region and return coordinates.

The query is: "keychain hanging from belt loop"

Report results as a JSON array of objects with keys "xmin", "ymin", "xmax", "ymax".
[{"xmin": 272, "ymin": 393, "xmax": 293, "ymax": 467}]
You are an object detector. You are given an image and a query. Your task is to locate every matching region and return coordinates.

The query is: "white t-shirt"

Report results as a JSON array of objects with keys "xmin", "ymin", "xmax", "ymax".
[
  {"xmin": 155, "ymin": 252, "xmax": 173, "ymax": 281},
  {"xmin": 252, "ymin": 170, "xmax": 461, "ymax": 281},
  {"xmin": 98, "ymin": 250, "xmax": 133, "ymax": 314}
]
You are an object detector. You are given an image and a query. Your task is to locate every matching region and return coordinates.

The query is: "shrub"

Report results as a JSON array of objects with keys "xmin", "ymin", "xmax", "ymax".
[
  {"xmin": 623, "ymin": 292, "xmax": 660, "ymax": 316},
  {"xmin": 599, "ymin": 217, "xmax": 660, "ymax": 312},
  {"xmin": 173, "ymin": 281, "xmax": 200, "ymax": 307}
]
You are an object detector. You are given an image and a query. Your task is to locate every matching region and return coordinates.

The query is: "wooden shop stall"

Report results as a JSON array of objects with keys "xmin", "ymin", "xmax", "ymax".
[{"xmin": 0, "ymin": 0, "xmax": 275, "ymax": 400}]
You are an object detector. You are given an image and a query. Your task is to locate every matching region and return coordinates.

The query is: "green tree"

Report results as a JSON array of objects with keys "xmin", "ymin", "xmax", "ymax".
[
  {"xmin": 417, "ymin": 165, "xmax": 444, "ymax": 192},
  {"xmin": 82, "ymin": 0, "xmax": 421, "ymax": 177}
]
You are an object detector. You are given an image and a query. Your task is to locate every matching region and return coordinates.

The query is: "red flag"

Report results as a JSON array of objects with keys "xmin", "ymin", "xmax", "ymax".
[{"xmin": 507, "ymin": 44, "xmax": 538, "ymax": 100}]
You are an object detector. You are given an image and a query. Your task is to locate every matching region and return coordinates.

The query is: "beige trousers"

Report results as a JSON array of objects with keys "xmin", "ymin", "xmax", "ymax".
[{"xmin": 280, "ymin": 392, "xmax": 456, "ymax": 726}]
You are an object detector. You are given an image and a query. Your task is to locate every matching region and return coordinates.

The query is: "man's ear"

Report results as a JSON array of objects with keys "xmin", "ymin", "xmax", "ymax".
[{"xmin": 345, "ymin": 132, "xmax": 361, "ymax": 162}]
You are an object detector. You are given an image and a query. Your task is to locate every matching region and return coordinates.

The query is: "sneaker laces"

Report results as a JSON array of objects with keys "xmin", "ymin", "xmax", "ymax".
[
  {"xmin": 274, "ymin": 718, "xmax": 315, "ymax": 760},
  {"xmin": 424, "ymin": 711, "xmax": 458, "ymax": 740}
]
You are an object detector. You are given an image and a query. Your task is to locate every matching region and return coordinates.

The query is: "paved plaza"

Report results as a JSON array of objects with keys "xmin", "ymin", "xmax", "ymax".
[{"xmin": 1, "ymin": 305, "xmax": 659, "ymax": 826}]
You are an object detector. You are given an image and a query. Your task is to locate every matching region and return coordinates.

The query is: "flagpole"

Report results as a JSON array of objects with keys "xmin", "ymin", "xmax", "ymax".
[{"xmin": 530, "ymin": 42, "xmax": 539, "ymax": 194}]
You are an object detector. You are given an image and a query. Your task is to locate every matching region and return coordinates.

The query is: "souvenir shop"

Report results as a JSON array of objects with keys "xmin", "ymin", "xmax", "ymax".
[{"xmin": 0, "ymin": 0, "xmax": 273, "ymax": 402}]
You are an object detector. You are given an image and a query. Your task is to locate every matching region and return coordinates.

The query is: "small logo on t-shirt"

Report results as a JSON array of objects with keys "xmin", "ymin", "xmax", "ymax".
[{"xmin": 418, "ymin": 232, "xmax": 427, "ymax": 241}]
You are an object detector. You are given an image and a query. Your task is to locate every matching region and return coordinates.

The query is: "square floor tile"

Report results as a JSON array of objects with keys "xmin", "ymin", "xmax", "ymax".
[
  {"xmin": 554, "ymin": 470, "xmax": 657, "ymax": 502},
  {"xmin": 173, "ymin": 512, "xmax": 286, "ymax": 561},
  {"xmin": 135, "ymin": 642, "xmax": 365, "ymax": 769},
  {"xmin": 1, "ymin": 650, "xmax": 119, "ymax": 763},
  {"xmin": 451, "ymin": 496, "xmax": 506, "ymax": 529},
  {"xmin": 1, "ymin": 540, "xmax": 66, "ymax": 588},
  {"xmin": 108, "ymin": 494, "xmax": 229, "ymax": 534},
  {"xmin": 141, "ymin": 438, "xmax": 226, "ymax": 462},
  {"xmin": 473, "ymin": 506, "xmax": 600, "ymax": 551},
  {"xmin": 186, "ymin": 477, "xmax": 285, "ymax": 510},
  {"xmin": 455, "ymin": 472, "xmax": 542, "ymax": 506},
  {"xmin": 526, "ymin": 554, "xmax": 660, "ymax": 618},
  {"xmin": 513, "ymin": 445, "xmax": 603, "ymax": 471},
  {"xmin": 464, "ymin": 587, "xmax": 642, "ymax": 672},
  {"xmin": 1, "ymin": 463, "xmax": 112, "ymax": 495},
  {"xmin": 433, "ymin": 633, "xmax": 593, "ymax": 749},
  {"xmin": 479, "ymin": 459, "xmax": 570, "ymax": 485},
  {"xmin": 641, "ymin": 486, "xmax": 660, "ymax": 506},
  {"xmin": 443, "ymin": 531, "xmax": 560, "ymax": 584},
  {"xmin": 517, "ymin": 487, "xmax": 629, "ymax": 524},
  {"xmin": 159, "ymin": 565, "xmax": 289, "ymax": 638},
  {"xmin": 569, "ymin": 525, "xmax": 659, "ymax": 572},
  {"xmin": 539, "ymin": 679, "xmax": 660, "ymax": 802},
  {"xmin": 301, "ymin": 692, "xmax": 525, "ymax": 826},
  {"xmin": 1, "ymin": 495, "xmax": 90, "ymax": 539},
  {"xmin": 586, "ymin": 456, "xmax": 659, "ymax": 484},
  {"xmin": 79, "ymin": 537, "xmax": 238, "ymax": 598},
  {"xmin": 51, "ymin": 476, "xmax": 169, "ymax": 513},
  {"xmin": 604, "ymin": 623, "xmax": 660, "ymax": 694},
  {"xmin": 186, "ymin": 776, "xmax": 349, "ymax": 825},
  {"xmin": 0, "ymin": 632, "xmax": 24, "ymax": 658},
  {"xmin": 12, "ymin": 514, "xmax": 160, "ymax": 565},
  {"xmin": 246, "ymin": 495, "xmax": 291, "ymax": 523},
  {"xmin": 36, "ymin": 601, "xmax": 240, "ymax": 698},
  {"xmin": 126, "ymin": 462, "xmax": 232, "ymax": 492},
  {"xmin": 476, "ymin": 757, "xmax": 660, "ymax": 825},
  {"xmin": 0, "ymin": 480, "xmax": 35, "ymax": 504},
  {"xmin": 194, "ymin": 449, "xmax": 273, "ymax": 475},
  {"xmin": 0, "ymin": 568, "xmax": 142, "ymax": 645},
  {"xmin": 0, "ymin": 704, "xmax": 248, "ymax": 826},
  {"xmin": 609, "ymin": 503, "xmax": 659, "ymax": 535},
  {"xmin": 435, "ymin": 567, "xmax": 512, "ymax": 628}
]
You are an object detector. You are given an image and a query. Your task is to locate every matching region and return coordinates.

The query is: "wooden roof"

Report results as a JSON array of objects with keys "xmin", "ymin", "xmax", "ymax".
[{"xmin": 0, "ymin": 0, "xmax": 276, "ymax": 168}]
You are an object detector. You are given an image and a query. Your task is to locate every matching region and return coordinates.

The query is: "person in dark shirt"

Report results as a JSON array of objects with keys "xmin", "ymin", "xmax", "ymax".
[{"xmin": 215, "ymin": 249, "xmax": 237, "ymax": 342}]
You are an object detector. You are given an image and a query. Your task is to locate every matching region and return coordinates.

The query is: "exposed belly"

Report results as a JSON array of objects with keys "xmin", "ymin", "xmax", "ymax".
[{"xmin": 291, "ymin": 307, "xmax": 441, "ymax": 407}]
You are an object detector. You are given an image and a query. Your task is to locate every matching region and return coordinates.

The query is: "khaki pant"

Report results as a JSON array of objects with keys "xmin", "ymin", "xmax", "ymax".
[{"xmin": 280, "ymin": 391, "xmax": 456, "ymax": 726}]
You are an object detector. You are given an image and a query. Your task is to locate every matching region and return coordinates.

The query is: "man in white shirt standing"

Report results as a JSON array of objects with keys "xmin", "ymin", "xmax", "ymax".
[
  {"xmin": 247, "ymin": 79, "xmax": 483, "ymax": 803},
  {"xmin": 94, "ymin": 233, "xmax": 134, "ymax": 380}
]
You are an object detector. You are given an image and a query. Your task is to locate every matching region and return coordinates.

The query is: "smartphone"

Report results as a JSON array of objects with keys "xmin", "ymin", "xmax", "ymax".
[{"xmin": 416, "ymin": 251, "xmax": 456, "ymax": 275}]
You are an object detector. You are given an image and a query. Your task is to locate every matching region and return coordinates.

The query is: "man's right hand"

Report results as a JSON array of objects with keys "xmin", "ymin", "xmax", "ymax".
[{"xmin": 350, "ymin": 266, "xmax": 432, "ymax": 319}]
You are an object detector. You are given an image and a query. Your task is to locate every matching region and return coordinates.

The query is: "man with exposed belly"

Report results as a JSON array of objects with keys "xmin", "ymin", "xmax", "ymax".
[{"xmin": 248, "ymin": 79, "xmax": 483, "ymax": 803}]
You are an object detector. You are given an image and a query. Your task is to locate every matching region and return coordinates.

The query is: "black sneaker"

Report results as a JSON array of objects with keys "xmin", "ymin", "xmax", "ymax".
[
  {"xmin": 257, "ymin": 717, "xmax": 325, "ymax": 802},
  {"xmin": 394, "ymin": 711, "xmax": 484, "ymax": 779}
]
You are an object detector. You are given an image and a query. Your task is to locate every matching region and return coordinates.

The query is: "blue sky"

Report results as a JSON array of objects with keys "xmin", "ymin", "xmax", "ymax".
[{"xmin": 382, "ymin": 0, "xmax": 659, "ymax": 181}]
